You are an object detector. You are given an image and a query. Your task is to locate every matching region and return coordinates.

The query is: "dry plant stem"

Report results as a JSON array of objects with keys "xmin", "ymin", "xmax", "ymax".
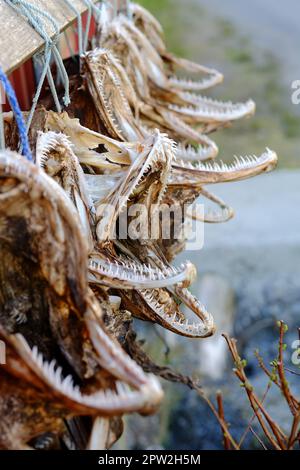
[
  {"xmin": 249, "ymin": 426, "xmax": 268, "ymax": 450},
  {"xmin": 277, "ymin": 321, "xmax": 297, "ymax": 416},
  {"xmin": 288, "ymin": 414, "xmax": 300, "ymax": 449},
  {"xmin": 125, "ymin": 329, "xmax": 240, "ymax": 450},
  {"xmin": 196, "ymin": 392, "xmax": 239, "ymax": 450},
  {"xmin": 223, "ymin": 334, "xmax": 287, "ymax": 450},
  {"xmin": 255, "ymin": 350, "xmax": 299, "ymax": 410},
  {"xmin": 285, "ymin": 368, "xmax": 300, "ymax": 377},
  {"xmin": 271, "ymin": 322, "xmax": 300, "ymax": 448},
  {"xmin": 238, "ymin": 382, "xmax": 271, "ymax": 448},
  {"xmin": 255, "ymin": 344, "xmax": 300, "ymax": 448},
  {"xmin": 216, "ymin": 391, "xmax": 232, "ymax": 450}
]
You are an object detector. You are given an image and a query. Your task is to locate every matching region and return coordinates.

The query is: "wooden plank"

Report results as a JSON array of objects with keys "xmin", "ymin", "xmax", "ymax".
[{"xmin": 0, "ymin": 0, "xmax": 98, "ymax": 74}]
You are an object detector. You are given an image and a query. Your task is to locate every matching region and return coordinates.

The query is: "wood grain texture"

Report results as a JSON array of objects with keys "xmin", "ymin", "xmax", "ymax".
[{"xmin": 0, "ymin": 0, "xmax": 97, "ymax": 74}]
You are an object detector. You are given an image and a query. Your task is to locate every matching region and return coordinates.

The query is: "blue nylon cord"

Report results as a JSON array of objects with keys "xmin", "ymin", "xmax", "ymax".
[
  {"xmin": 0, "ymin": 67, "xmax": 32, "ymax": 161},
  {"xmin": 0, "ymin": 101, "xmax": 4, "ymax": 151}
]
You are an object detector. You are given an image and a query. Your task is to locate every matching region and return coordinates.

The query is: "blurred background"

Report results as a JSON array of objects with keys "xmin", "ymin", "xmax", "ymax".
[{"xmin": 115, "ymin": 0, "xmax": 300, "ymax": 450}]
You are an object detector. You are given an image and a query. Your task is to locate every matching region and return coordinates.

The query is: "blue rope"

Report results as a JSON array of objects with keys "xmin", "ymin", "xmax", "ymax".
[
  {"xmin": 0, "ymin": 67, "xmax": 32, "ymax": 161},
  {"xmin": 0, "ymin": 101, "xmax": 4, "ymax": 151}
]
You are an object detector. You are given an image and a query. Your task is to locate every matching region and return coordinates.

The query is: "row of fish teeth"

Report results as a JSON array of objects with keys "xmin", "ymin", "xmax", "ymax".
[
  {"xmin": 203, "ymin": 207, "xmax": 233, "ymax": 221},
  {"xmin": 127, "ymin": 143, "xmax": 171, "ymax": 192},
  {"xmin": 89, "ymin": 322, "xmax": 150, "ymax": 382},
  {"xmin": 182, "ymin": 93, "xmax": 252, "ymax": 108},
  {"xmin": 97, "ymin": 72, "xmax": 126, "ymax": 122},
  {"xmin": 175, "ymin": 154, "xmax": 263, "ymax": 172},
  {"xmin": 11, "ymin": 311, "xmax": 27, "ymax": 324},
  {"xmin": 89, "ymin": 259, "xmax": 186, "ymax": 280},
  {"xmin": 29, "ymin": 344, "xmax": 149, "ymax": 408},
  {"xmin": 169, "ymin": 76, "xmax": 221, "ymax": 90},
  {"xmin": 180, "ymin": 288, "xmax": 210, "ymax": 316},
  {"xmin": 100, "ymin": 88, "xmax": 125, "ymax": 136},
  {"xmin": 141, "ymin": 291, "xmax": 203, "ymax": 333},
  {"xmin": 176, "ymin": 144, "xmax": 216, "ymax": 161},
  {"xmin": 109, "ymin": 69, "xmax": 133, "ymax": 114},
  {"xmin": 0, "ymin": 155, "xmax": 42, "ymax": 182},
  {"xmin": 37, "ymin": 133, "xmax": 74, "ymax": 166},
  {"xmin": 168, "ymin": 103, "xmax": 253, "ymax": 118}
]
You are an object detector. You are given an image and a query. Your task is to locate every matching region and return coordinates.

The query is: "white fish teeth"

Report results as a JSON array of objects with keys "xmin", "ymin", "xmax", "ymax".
[
  {"xmin": 169, "ymin": 75, "xmax": 221, "ymax": 91},
  {"xmin": 176, "ymin": 142, "xmax": 217, "ymax": 162},
  {"xmin": 168, "ymin": 99, "xmax": 254, "ymax": 121},
  {"xmin": 174, "ymin": 149, "xmax": 276, "ymax": 174},
  {"xmin": 89, "ymin": 257, "xmax": 189, "ymax": 288}
]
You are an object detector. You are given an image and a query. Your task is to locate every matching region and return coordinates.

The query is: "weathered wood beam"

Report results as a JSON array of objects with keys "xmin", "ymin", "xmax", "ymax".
[{"xmin": 0, "ymin": 0, "xmax": 98, "ymax": 74}]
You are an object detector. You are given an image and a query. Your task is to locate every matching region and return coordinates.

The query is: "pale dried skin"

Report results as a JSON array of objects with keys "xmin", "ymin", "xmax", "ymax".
[
  {"xmin": 130, "ymin": 3, "xmax": 224, "ymax": 91},
  {"xmin": 94, "ymin": 9, "xmax": 257, "ymax": 165},
  {"xmin": 36, "ymin": 131, "xmax": 95, "ymax": 251},
  {"xmin": 82, "ymin": 48, "xmax": 218, "ymax": 159},
  {"xmin": 101, "ymin": 14, "xmax": 253, "ymax": 129},
  {"xmin": 42, "ymin": 115, "xmax": 277, "ymax": 336},
  {"xmin": 38, "ymin": 117, "xmax": 188, "ymax": 292},
  {"xmin": 95, "ymin": 130, "xmax": 174, "ymax": 242},
  {"xmin": 89, "ymin": 131, "xmax": 198, "ymax": 291},
  {"xmin": 45, "ymin": 111, "xmax": 134, "ymax": 170},
  {"xmin": 0, "ymin": 326, "xmax": 162, "ymax": 449},
  {"xmin": 82, "ymin": 49, "xmax": 146, "ymax": 141},
  {"xmin": 89, "ymin": 127, "xmax": 215, "ymax": 336}
]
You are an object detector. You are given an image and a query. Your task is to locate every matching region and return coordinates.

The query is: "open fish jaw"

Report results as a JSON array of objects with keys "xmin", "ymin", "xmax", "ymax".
[
  {"xmin": 95, "ymin": 131, "xmax": 175, "ymax": 242},
  {"xmin": 13, "ymin": 332, "xmax": 163, "ymax": 416},
  {"xmin": 168, "ymin": 99, "xmax": 255, "ymax": 122},
  {"xmin": 88, "ymin": 255, "xmax": 195, "ymax": 289},
  {"xmin": 173, "ymin": 149, "xmax": 278, "ymax": 183},
  {"xmin": 140, "ymin": 288, "xmax": 215, "ymax": 338},
  {"xmin": 0, "ymin": 151, "xmax": 163, "ymax": 417}
]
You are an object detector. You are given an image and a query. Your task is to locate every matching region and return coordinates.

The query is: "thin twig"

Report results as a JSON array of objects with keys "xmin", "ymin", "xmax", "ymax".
[
  {"xmin": 223, "ymin": 334, "xmax": 287, "ymax": 450},
  {"xmin": 238, "ymin": 382, "xmax": 271, "ymax": 448},
  {"xmin": 153, "ymin": 326, "xmax": 170, "ymax": 359},
  {"xmin": 216, "ymin": 391, "xmax": 232, "ymax": 450},
  {"xmin": 255, "ymin": 350, "xmax": 299, "ymax": 410},
  {"xmin": 285, "ymin": 368, "xmax": 300, "ymax": 377},
  {"xmin": 249, "ymin": 426, "xmax": 268, "ymax": 450},
  {"xmin": 288, "ymin": 413, "xmax": 300, "ymax": 449},
  {"xmin": 277, "ymin": 321, "xmax": 297, "ymax": 416}
]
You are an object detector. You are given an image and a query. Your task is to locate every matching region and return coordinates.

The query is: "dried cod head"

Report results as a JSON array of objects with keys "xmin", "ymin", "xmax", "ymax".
[{"xmin": 0, "ymin": 150, "xmax": 163, "ymax": 448}]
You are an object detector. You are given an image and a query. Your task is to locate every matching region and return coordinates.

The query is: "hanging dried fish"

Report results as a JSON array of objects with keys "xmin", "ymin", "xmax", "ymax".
[{"xmin": 0, "ymin": 150, "xmax": 163, "ymax": 449}]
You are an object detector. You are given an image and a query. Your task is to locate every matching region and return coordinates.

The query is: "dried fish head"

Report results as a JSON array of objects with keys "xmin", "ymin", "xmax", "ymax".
[
  {"xmin": 36, "ymin": 131, "xmax": 95, "ymax": 250},
  {"xmin": 45, "ymin": 111, "xmax": 133, "ymax": 170},
  {"xmin": 0, "ymin": 324, "xmax": 163, "ymax": 449},
  {"xmin": 82, "ymin": 48, "xmax": 145, "ymax": 141},
  {"xmin": 0, "ymin": 151, "xmax": 163, "ymax": 421},
  {"xmin": 95, "ymin": 129, "xmax": 174, "ymax": 243}
]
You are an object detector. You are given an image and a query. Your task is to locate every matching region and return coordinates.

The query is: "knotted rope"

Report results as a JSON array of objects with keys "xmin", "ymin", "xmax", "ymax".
[{"xmin": 5, "ymin": 0, "xmax": 70, "ymax": 133}]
